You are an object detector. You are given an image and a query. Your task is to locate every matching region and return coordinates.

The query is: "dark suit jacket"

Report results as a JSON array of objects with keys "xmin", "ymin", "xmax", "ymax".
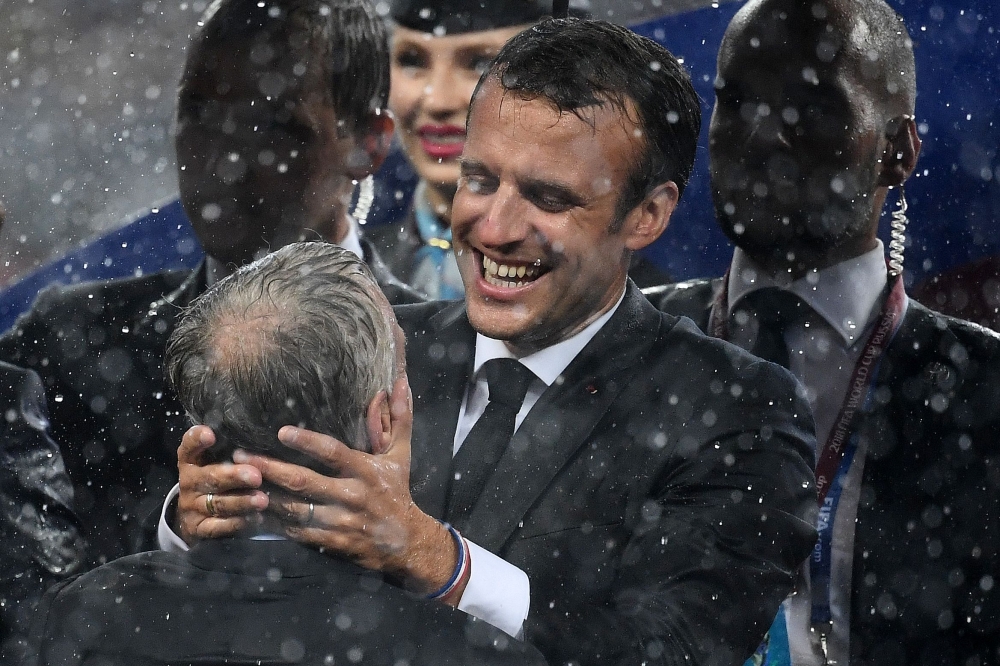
[
  {"xmin": 366, "ymin": 209, "xmax": 671, "ymax": 294},
  {"xmin": 25, "ymin": 538, "xmax": 546, "ymax": 666},
  {"xmin": 395, "ymin": 284, "xmax": 818, "ymax": 666},
  {"xmin": 0, "ymin": 362, "xmax": 83, "ymax": 662},
  {"xmin": 0, "ymin": 243, "xmax": 423, "ymax": 566},
  {"xmin": 648, "ymin": 278, "xmax": 1000, "ymax": 665}
]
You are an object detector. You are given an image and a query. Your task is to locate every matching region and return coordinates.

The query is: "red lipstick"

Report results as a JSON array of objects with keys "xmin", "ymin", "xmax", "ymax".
[{"xmin": 418, "ymin": 124, "xmax": 466, "ymax": 160}]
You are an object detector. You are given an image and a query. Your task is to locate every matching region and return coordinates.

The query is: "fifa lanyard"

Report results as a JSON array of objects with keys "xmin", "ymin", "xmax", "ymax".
[{"xmin": 710, "ymin": 272, "xmax": 907, "ymax": 663}]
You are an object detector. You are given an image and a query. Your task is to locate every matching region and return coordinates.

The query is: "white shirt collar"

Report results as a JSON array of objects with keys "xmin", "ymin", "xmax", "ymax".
[
  {"xmin": 728, "ymin": 240, "xmax": 888, "ymax": 346},
  {"xmin": 339, "ymin": 216, "xmax": 365, "ymax": 261},
  {"xmin": 472, "ymin": 287, "xmax": 627, "ymax": 386}
]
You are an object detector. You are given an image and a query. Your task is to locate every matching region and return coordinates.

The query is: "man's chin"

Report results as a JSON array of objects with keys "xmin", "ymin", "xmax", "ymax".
[{"xmin": 466, "ymin": 299, "xmax": 533, "ymax": 344}]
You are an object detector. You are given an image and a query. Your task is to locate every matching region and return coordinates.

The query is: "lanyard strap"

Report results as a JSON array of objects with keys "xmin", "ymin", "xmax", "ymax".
[
  {"xmin": 710, "ymin": 270, "xmax": 906, "ymax": 502},
  {"xmin": 710, "ymin": 269, "xmax": 908, "ymax": 650}
]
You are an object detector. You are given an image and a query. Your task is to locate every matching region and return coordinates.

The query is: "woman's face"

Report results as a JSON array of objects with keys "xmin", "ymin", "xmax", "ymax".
[{"xmin": 389, "ymin": 24, "xmax": 527, "ymax": 195}]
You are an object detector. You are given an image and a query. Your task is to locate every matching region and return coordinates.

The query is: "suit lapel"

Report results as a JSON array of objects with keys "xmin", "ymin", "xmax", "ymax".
[
  {"xmin": 407, "ymin": 302, "xmax": 475, "ymax": 519},
  {"xmin": 461, "ymin": 285, "xmax": 662, "ymax": 551}
]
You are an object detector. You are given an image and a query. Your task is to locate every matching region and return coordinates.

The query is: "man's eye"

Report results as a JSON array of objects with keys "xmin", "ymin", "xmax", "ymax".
[{"xmin": 533, "ymin": 195, "xmax": 572, "ymax": 213}]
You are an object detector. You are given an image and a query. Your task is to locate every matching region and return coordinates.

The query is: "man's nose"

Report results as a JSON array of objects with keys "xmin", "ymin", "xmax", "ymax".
[
  {"xmin": 476, "ymin": 185, "xmax": 530, "ymax": 248},
  {"xmin": 746, "ymin": 104, "xmax": 793, "ymax": 149}
]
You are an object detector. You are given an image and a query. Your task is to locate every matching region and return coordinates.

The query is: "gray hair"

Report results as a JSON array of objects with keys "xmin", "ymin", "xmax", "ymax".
[{"xmin": 165, "ymin": 242, "xmax": 396, "ymax": 461}]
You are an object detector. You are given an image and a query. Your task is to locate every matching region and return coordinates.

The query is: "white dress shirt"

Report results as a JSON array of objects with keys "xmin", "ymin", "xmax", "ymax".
[
  {"xmin": 450, "ymin": 288, "xmax": 626, "ymax": 635},
  {"xmin": 159, "ymin": 267, "xmax": 626, "ymax": 639},
  {"xmin": 722, "ymin": 241, "xmax": 904, "ymax": 666}
]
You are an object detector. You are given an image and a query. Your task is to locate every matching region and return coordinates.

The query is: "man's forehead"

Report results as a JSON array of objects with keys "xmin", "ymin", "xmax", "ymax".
[
  {"xmin": 469, "ymin": 81, "xmax": 638, "ymax": 142},
  {"xmin": 724, "ymin": 0, "xmax": 863, "ymax": 66}
]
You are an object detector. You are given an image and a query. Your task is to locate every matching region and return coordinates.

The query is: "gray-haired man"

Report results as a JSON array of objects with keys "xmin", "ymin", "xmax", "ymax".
[{"xmin": 25, "ymin": 242, "xmax": 543, "ymax": 666}]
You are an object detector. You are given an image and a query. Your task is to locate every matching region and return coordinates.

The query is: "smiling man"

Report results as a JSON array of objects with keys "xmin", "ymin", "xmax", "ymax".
[{"xmin": 168, "ymin": 18, "xmax": 819, "ymax": 666}]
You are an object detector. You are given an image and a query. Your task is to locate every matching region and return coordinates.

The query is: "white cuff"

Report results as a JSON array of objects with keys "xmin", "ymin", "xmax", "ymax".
[
  {"xmin": 157, "ymin": 484, "xmax": 190, "ymax": 553},
  {"xmin": 457, "ymin": 540, "xmax": 530, "ymax": 638}
]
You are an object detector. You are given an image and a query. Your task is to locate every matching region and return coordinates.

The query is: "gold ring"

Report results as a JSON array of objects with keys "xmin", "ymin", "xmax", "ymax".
[
  {"xmin": 307, "ymin": 502, "xmax": 315, "ymax": 525},
  {"xmin": 205, "ymin": 492, "xmax": 217, "ymax": 517}
]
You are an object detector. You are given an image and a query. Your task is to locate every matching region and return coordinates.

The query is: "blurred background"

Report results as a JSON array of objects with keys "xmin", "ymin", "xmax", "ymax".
[{"xmin": 0, "ymin": 0, "xmax": 997, "ymax": 322}]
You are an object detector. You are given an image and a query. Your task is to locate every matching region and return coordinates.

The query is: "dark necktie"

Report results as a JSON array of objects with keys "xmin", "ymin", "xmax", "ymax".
[
  {"xmin": 736, "ymin": 288, "xmax": 808, "ymax": 370},
  {"xmin": 446, "ymin": 358, "xmax": 535, "ymax": 527}
]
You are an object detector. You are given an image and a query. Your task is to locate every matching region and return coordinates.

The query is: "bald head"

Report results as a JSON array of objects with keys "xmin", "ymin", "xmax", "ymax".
[
  {"xmin": 709, "ymin": 0, "xmax": 920, "ymax": 273},
  {"xmin": 724, "ymin": 0, "xmax": 915, "ymax": 119}
]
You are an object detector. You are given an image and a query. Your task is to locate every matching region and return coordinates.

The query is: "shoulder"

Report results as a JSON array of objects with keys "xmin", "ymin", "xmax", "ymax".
[
  {"xmin": 894, "ymin": 299, "xmax": 1000, "ymax": 372},
  {"xmin": 8, "ymin": 270, "xmax": 192, "ymax": 329},
  {"xmin": 643, "ymin": 277, "xmax": 720, "ymax": 327},
  {"xmin": 393, "ymin": 299, "xmax": 463, "ymax": 334},
  {"xmin": 38, "ymin": 551, "xmax": 188, "ymax": 612}
]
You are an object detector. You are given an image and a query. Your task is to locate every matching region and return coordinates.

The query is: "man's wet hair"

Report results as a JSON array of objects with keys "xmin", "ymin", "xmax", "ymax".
[
  {"xmin": 186, "ymin": 0, "xmax": 390, "ymax": 129},
  {"xmin": 165, "ymin": 242, "xmax": 396, "ymax": 463},
  {"xmin": 475, "ymin": 18, "xmax": 701, "ymax": 223}
]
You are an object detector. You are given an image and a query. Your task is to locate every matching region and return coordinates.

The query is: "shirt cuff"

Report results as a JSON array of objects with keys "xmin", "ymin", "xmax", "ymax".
[
  {"xmin": 157, "ymin": 484, "xmax": 190, "ymax": 553},
  {"xmin": 457, "ymin": 540, "xmax": 530, "ymax": 638}
]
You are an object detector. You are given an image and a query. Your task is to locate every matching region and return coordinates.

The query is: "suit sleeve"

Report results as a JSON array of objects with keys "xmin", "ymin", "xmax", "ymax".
[
  {"xmin": 0, "ymin": 362, "xmax": 84, "ymax": 655},
  {"xmin": 523, "ymin": 361, "xmax": 818, "ymax": 666}
]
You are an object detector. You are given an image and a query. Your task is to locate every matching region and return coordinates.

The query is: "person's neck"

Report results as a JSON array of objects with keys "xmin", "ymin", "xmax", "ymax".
[
  {"xmin": 742, "ymin": 236, "xmax": 880, "ymax": 282},
  {"xmin": 423, "ymin": 181, "xmax": 455, "ymax": 224}
]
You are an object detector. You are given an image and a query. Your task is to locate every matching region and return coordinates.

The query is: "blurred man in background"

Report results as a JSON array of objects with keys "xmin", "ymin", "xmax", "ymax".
[
  {"xmin": 648, "ymin": 0, "xmax": 1000, "ymax": 662},
  {"xmin": 0, "ymin": 0, "xmax": 419, "ymax": 567}
]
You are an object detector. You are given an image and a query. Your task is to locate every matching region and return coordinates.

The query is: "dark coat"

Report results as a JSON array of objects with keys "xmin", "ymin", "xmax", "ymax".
[
  {"xmin": 0, "ymin": 243, "xmax": 423, "ymax": 567},
  {"xmin": 0, "ymin": 362, "xmax": 83, "ymax": 662},
  {"xmin": 394, "ymin": 284, "xmax": 818, "ymax": 666},
  {"xmin": 25, "ymin": 538, "xmax": 547, "ymax": 666},
  {"xmin": 647, "ymin": 278, "xmax": 1000, "ymax": 665},
  {"xmin": 366, "ymin": 209, "xmax": 672, "ymax": 295}
]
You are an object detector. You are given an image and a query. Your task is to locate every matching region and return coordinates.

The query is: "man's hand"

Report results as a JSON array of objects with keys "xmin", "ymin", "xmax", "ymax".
[
  {"xmin": 176, "ymin": 425, "xmax": 268, "ymax": 544},
  {"xmin": 237, "ymin": 375, "xmax": 465, "ymax": 601}
]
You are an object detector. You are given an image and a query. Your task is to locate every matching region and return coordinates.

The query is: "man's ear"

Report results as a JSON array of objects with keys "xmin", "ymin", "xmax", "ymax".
[
  {"xmin": 878, "ymin": 116, "xmax": 921, "ymax": 188},
  {"xmin": 365, "ymin": 390, "xmax": 392, "ymax": 455},
  {"xmin": 623, "ymin": 181, "xmax": 679, "ymax": 251},
  {"xmin": 347, "ymin": 111, "xmax": 395, "ymax": 180}
]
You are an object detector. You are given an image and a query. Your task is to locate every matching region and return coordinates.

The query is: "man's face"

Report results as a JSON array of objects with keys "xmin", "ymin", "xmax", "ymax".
[
  {"xmin": 709, "ymin": 3, "xmax": 886, "ymax": 260},
  {"xmin": 175, "ymin": 36, "xmax": 358, "ymax": 266},
  {"xmin": 451, "ymin": 79, "xmax": 642, "ymax": 353}
]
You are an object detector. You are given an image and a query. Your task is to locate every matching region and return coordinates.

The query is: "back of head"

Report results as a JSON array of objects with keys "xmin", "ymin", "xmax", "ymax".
[
  {"xmin": 189, "ymin": 0, "xmax": 390, "ymax": 129},
  {"xmin": 165, "ymin": 242, "xmax": 396, "ymax": 463},
  {"xmin": 476, "ymin": 18, "xmax": 701, "ymax": 212}
]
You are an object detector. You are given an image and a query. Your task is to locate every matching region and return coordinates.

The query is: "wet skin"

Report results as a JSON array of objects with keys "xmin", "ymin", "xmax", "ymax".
[
  {"xmin": 709, "ymin": 0, "xmax": 897, "ymax": 272},
  {"xmin": 452, "ymin": 78, "xmax": 677, "ymax": 354}
]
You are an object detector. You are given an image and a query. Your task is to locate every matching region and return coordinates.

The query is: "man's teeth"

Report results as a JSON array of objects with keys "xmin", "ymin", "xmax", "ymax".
[{"xmin": 482, "ymin": 255, "xmax": 541, "ymax": 288}]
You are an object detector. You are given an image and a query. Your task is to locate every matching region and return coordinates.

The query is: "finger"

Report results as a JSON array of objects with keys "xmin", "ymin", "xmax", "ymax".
[
  {"xmin": 275, "ymin": 426, "xmax": 364, "ymax": 473},
  {"xmin": 176, "ymin": 425, "xmax": 216, "ymax": 465},
  {"xmin": 179, "ymin": 460, "xmax": 263, "ymax": 495},
  {"xmin": 237, "ymin": 452, "xmax": 344, "ymax": 498},
  {"xmin": 267, "ymin": 482, "xmax": 364, "ymax": 521},
  {"xmin": 386, "ymin": 375, "xmax": 413, "ymax": 461},
  {"xmin": 180, "ymin": 490, "xmax": 269, "ymax": 518},
  {"xmin": 193, "ymin": 516, "xmax": 258, "ymax": 540}
]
